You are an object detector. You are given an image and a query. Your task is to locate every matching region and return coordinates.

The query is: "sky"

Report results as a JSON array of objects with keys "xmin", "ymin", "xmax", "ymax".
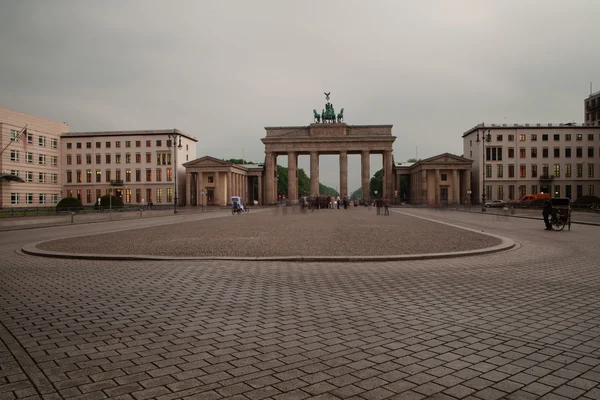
[{"xmin": 1, "ymin": 0, "xmax": 598, "ymax": 193}]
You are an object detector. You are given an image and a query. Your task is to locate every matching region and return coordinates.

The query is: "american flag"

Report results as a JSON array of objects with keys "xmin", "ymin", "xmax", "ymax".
[{"xmin": 17, "ymin": 126, "xmax": 28, "ymax": 146}]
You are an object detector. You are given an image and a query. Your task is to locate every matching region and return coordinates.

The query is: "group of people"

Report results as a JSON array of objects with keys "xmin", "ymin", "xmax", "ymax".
[
  {"xmin": 374, "ymin": 197, "xmax": 390, "ymax": 215},
  {"xmin": 325, "ymin": 194, "xmax": 349, "ymax": 209}
]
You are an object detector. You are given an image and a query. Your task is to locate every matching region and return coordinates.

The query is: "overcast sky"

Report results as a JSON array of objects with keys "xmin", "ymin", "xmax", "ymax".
[{"xmin": 1, "ymin": 1, "xmax": 598, "ymax": 192}]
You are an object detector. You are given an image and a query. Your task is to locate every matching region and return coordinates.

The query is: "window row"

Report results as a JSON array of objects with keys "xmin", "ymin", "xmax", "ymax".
[
  {"xmin": 9, "ymin": 150, "xmax": 58, "ymax": 166},
  {"xmin": 9, "ymin": 170, "xmax": 58, "ymax": 183},
  {"xmin": 66, "ymin": 168, "xmax": 173, "ymax": 183},
  {"xmin": 66, "ymin": 139, "xmax": 167, "ymax": 150},
  {"xmin": 485, "ymin": 184, "xmax": 594, "ymax": 201},
  {"xmin": 475, "ymin": 132, "xmax": 597, "ymax": 144},
  {"xmin": 65, "ymin": 152, "xmax": 172, "ymax": 165},
  {"xmin": 484, "ymin": 163, "xmax": 595, "ymax": 179},
  {"xmin": 66, "ymin": 188, "xmax": 173, "ymax": 204},
  {"xmin": 10, "ymin": 193, "xmax": 59, "ymax": 205},
  {"xmin": 10, "ymin": 130, "xmax": 58, "ymax": 148}
]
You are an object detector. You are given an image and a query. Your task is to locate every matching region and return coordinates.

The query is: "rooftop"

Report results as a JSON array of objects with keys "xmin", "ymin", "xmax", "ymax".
[
  {"xmin": 61, "ymin": 129, "xmax": 198, "ymax": 142},
  {"xmin": 462, "ymin": 122, "xmax": 598, "ymax": 137}
]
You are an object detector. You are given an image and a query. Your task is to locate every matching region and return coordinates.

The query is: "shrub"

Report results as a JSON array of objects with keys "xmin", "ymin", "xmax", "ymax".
[
  {"xmin": 56, "ymin": 197, "xmax": 83, "ymax": 212},
  {"xmin": 95, "ymin": 195, "xmax": 124, "ymax": 209},
  {"xmin": 572, "ymin": 195, "xmax": 600, "ymax": 205}
]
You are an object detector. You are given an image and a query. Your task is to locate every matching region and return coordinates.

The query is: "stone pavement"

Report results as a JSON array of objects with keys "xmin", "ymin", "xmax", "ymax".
[{"xmin": 1, "ymin": 209, "xmax": 599, "ymax": 399}]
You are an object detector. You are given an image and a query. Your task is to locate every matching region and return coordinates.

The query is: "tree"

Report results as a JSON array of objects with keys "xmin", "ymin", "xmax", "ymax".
[
  {"xmin": 274, "ymin": 166, "xmax": 336, "ymax": 198},
  {"xmin": 406, "ymin": 158, "xmax": 420, "ymax": 163},
  {"xmin": 370, "ymin": 169, "xmax": 383, "ymax": 198}
]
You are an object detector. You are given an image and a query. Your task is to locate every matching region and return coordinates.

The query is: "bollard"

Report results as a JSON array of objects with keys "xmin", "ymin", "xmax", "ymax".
[
  {"xmin": 140, "ymin": 207, "xmax": 143, "ymax": 218},
  {"xmin": 70, "ymin": 212, "xmax": 75, "ymax": 224}
]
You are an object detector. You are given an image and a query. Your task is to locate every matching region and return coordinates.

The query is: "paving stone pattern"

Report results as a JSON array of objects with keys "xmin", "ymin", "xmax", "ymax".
[{"xmin": 0, "ymin": 209, "xmax": 599, "ymax": 399}]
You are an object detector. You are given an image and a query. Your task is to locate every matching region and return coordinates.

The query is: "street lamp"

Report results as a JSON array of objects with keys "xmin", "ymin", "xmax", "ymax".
[
  {"xmin": 200, "ymin": 190, "xmax": 205, "ymax": 212},
  {"xmin": 167, "ymin": 131, "xmax": 183, "ymax": 214},
  {"xmin": 478, "ymin": 130, "xmax": 491, "ymax": 211}
]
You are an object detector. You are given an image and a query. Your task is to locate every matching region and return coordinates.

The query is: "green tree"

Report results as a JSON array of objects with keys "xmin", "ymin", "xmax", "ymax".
[
  {"xmin": 406, "ymin": 158, "xmax": 420, "ymax": 163},
  {"xmin": 370, "ymin": 169, "xmax": 383, "ymax": 198},
  {"xmin": 349, "ymin": 187, "xmax": 362, "ymax": 200}
]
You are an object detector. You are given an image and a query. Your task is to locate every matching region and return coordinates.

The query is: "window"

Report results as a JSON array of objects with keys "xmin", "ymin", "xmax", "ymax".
[
  {"xmin": 96, "ymin": 170, "xmax": 101, "ymax": 183},
  {"xmin": 76, "ymin": 154, "xmax": 82, "ymax": 164},
  {"xmin": 588, "ymin": 147, "xmax": 594, "ymax": 157},
  {"xmin": 37, "ymin": 136, "xmax": 46, "ymax": 146},
  {"xmin": 186, "ymin": 144, "xmax": 188, "ymax": 151},
  {"xmin": 38, "ymin": 172, "xmax": 45, "ymax": 183},
  {"xmin": 542, "ymin": 148, "xmax": 549, "ymax": 158},
  {"xmin": 86, "ymin": 154, "xmax": 92, "ymax": 164},
  {"xmin": 76, "ymin": 142, "xmax": 82, "ymax": 149},
  {"xmin": 590, "ymin": 185, "xmax": 595, "ymax": 197},
  {"xmin": 497, "ymin": 185, "xmax": 504, "ymax": 200},
  {"xmin": 166, "ymin": 168, "xmax": 173, "ymax": 181},
  {"xmin": 39, "ymin": 193, "xmax": 46, "ymax": 204},
  {"xmin": 37, "ymin": 154, "xmax": 45, "ymax": 165},
  {"xmin": 115, "ymin": 141, "xmax": 121, "ymax": 148},
  {"xmin": 136, "ymin": 153, "xmax": 141, "ymax": 163},
  {"xmin": 508, "ymin": 148, "xmax": 514, "ymax": 158},
  {"xmin": 508, "ymin": 165, "xmax": 515, "ymax": 178},
  {"xmin": 106, "ymin": 154, "xmax": 111, "ymax": 164},
  {"xmin": 208, "ymin": 176, "xmax": 214, "ymax": 183},
  {"xmin": 156, "ymin": 140, "xmax": 162, "ymax": 147},
  {"xmin": 86, "ymin": 170, "xmax": 92, "ymax": 183},
  {"xmin": 105, "ymin": 141, "xmax": 111, "ymax": 148},
  {"xmin": 146, "ymin": 169, "xmax": 152, "ymax": 181},
  {"xmin": 167, "ymin": 188, "xmax": 173, "ymax": 203},
  {"xmin": 440, "ymin": 173, "xmax": 447, "ymax": 181},
  {"xmin": 576, "ymin": 147, "xmax": 583, "ymax": 158},
  {"xmin": 565, "ymin": 164, "xmax": 572, "ymax": 177},
  {"xmin": 66, "ymin": 170, "xmax": 72, "ymax": 183},
  {"xmin": 588, "ymin": 164, "xmax": 595, "ymax": 178},
  {"xmin": 576, "ymin": 164, "xmax": 583, "ymax": 178},
  {"xmin": 554, "ymin": 148, "xmax": 560, "ymax": 157},
  {"xmin": 519, "ymin": 148, "xmax": 526, "ymax": 158},
  {"xmin": 485, "ymin": 185, "xmax": 492, "ymax": 201},
  {"xmin": 135, "ymin": 169, "xmax": 141, "ymax": 182},
  {"xmin": 51, "ymin": 138, "xmax": 58, "ymax": 148},
  {"xmin": 531, "ymin": 134, "xmax": 537, "ymax": 141},
  {"xmin": 52, "ymin": 194, "xmax": 58, "ymax": 203},
  {"xmin": 96, "ymin": 189, "xmax": 101, "ymax": 203},
  {"xmin": 157, "ymin": 188, "xmax": 163, "ymax": 203},
  {"xmin": 576, "ymin": 134, "xmax": 582, "ymax": 141},
  {"xmin": 588, "ymin": 134, "xmax": 594, "ymax": 141},
  {"xmin": 96, "ymin": 154, "xmax": 101, "ymax": 164},
  {"xmin": 86, "ymin": 142, "xmax": 92, "ymax": 149},
  {"xmin": 51, "ymin": 156, "xmax": 58, "ymax": 166},
  {"xmin": 76, "ymin": 170, "xmax": 82, "ymax": 183},
  {"xmin": 554, "ymin": 185, "xmax": 560, "ymax": 197},
  {"xmin": 486, "ymin": 147, "xmax": 503, "ymax": 161},
  {"xmin": 577, "ymin": 185, "xmax": 583, "ymax": 198},
  {"xmin": 27, "ymin": 133, "xmax": 33, "ymax": 145},
  {"xmin": 554, "ymin": 164, "xmax": 560, "ymax": 178},
  {"xmin": 497, "ymin": 165, "xmax": 503, "ymax": 178},
  {"xmin": 126, "ymin": 153, "xmax": 131, "ymax": 163},
  {"xmin": 10, "ymin": 170, "xmax": 19, "ymax": 177},
  {"xmin": 11, "ymin": 193, "xmax": 18, "ymax": 204},
  {"xmin": 565, "ymin": 148, "xmax": 571, "ymax": 158},
  {"xmin": 531, "ymin": 148, "xmax": 537, "ymax": 158},
  {"xmin": 531, "ymin": 185, "xmax": 538, "ymax": 195},
  {"xmin": 136, "ymin": 188, "xmax": 141, "ymax": 203},
  {"xmin": 125, "ymin": 189, "xmax": 131, "ymax": 203},
  {"xmin": 531, "ymin": 164, "xmax": 537, "ymax": 178},
  {"xmin": 518, "ymin": 185, "xmax": 526, "ymax": 198},
  {"xmin": 9, "ymin": 129, "xmax": 20, "ymax": 142},
  {"xmin": 96, "ymin": 142, "xmax": 101, "ymax": 149},
  {"xmin": 126, "ymin": 169, "xmax": 131, "ymax": 182},
  {"xmin": 156, "ymin": 168, "xmax": 163, "ymax": 181},
  {"xmin": 509, "ymin": 185, "xmax": 515, "ymax": 200},
  {"xmin": 125, "ymin": 141, "xmax": 131, "ymax": 148},
  {"xmin": 146, "ymin": 153, "xmax": 152, "ymax": 163},
  {"xmin": 24, "ymin": 152, "xmax": 32, "ymax": 163},
  {"xmin": 51, "ymin": 173, "xmax": 58, "ymax": 184},
  {"xmin": 66, "ymin": 154, "xmax": 72, "ymax": 165},
  {"xmin": 542, "ymin": 164, "xmax": 549, "ymax": 176},
  {"xmin": 115, "ymin": 154, "xmax": 121, "ymax": 164},
  {"xmin": 86, "ymin": 189, "xmax": 92, "ymax": 204},
  {"xmin": 26, "ymin": 193, "xmax": 33, "ymax": 204},
  {"xmin": 136, "ymin": 140, "xmax": 141, "ymax": 147},
  {"xmin": 115, "ymin": 169, "xmax": 121, "ymax": 181},
  {"xmin": 67, "ymin": 143, "xmax": 72, "ymax": 149},
  {"xmin": 520, "ymin": 165, "xmax": 526, "ymax": 178},
  {"xmin": 485, "ymin": 165, "xmax": 492, "ymax": 178},
  {"xmin": 554, "ymin": 134, "xmax": 560, "ymax": 141},
  {"xmin": 25, "ymin": 171, "xmax": 33, "ymax": 183},
  {"xmin": 508, "ymin": 134, "xmax": 514, "ymax": 141},
  {"xmin": 146, "ymin": 140, "xmax": 152, "ymax": 147},
  {"xmin": 542, "ymin": 134, "xmax": 548, "ymax": 141},
  {"xmin": 519, "ymin": 134, "xmax": 526, "ymax": 141},
  {"xmin": 565, "ymin": 134, "xmax": 571, "ymax": 141},
  {"xmin": 105, "ymin": 169, "xmax": 111, "ymax": 182}
]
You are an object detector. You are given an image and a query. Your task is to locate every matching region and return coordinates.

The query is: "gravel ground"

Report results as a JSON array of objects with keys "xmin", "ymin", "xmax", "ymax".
[{"xmin": 37, "ymin": 207, "xmax": 502, "ymax": 257}]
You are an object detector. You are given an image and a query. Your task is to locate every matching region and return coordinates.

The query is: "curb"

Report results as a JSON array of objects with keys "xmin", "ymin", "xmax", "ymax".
[{"xmin": 21, "ymin": 212, "xmax": 516, "ymax": 263}]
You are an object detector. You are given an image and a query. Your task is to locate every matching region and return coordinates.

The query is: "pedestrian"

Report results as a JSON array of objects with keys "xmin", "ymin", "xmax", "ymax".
[
  {"xmin": 542, "ymin": 198, "xmax": 553, "ymax": 230},
  {"xmin": 376, "ymin": 197, "xmax": 381, "ymax": 215},
  {"xmin": 336, "ymin": 195, "xmax": 340, "ymax": 209},
  {"xmin": 384, "ymin": 198, "xmax": 389, "ymax": 215},
  {"xmin": 327, "ymin": 195, "xmax": 331, "ymax": 209}
]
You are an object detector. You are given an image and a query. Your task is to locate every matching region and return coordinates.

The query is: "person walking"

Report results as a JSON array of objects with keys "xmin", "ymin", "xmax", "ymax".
[
  {"xmin": 383, "ymin": 198, "xmax": 390, "ymax": 215},
  {"xmin": 542, "ymin": 198, "xmax": 553, "ymax": 230}
]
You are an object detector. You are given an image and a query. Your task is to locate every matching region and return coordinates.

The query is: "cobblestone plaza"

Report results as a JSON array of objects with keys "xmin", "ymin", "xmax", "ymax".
[{"xmin": 1, "ymin": 208, "xmax": 599, "ymax": 399}]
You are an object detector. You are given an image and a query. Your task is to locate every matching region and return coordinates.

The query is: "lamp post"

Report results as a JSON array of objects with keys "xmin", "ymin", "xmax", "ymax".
[
  {"xmin": 167, "ymin": 131, "xmax": 182, "ymax": 214},
  {"xmin": 200, "ymin": 190, "xmax": 205, "ymax": 212},
  {"xmin": 479, "ymin": 130, "xmax": 491, "ymax": 212}
]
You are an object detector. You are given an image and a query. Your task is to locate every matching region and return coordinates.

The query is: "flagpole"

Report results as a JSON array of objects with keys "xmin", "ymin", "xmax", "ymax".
[{"xmin": 0, "ymin": 125, "xmax": 27, "ymax": 157}]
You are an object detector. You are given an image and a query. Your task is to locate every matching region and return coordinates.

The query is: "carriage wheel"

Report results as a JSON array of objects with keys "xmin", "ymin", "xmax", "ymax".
[
  {"xmin": 568, "ymin": 217, "xmax": 571, "ymax": 231},
  {"xmin": 551, "ymin": 216, "xmax": 566, "ymax": 231}
]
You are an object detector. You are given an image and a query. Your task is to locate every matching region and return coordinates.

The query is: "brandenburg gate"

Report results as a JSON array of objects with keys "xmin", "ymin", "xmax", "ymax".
[{"xmin": 261, "ymin": 94, "xmax": 396, "ymax": 204}]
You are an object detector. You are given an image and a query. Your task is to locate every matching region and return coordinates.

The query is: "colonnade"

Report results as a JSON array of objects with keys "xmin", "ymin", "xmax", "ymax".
[
  {"xmin": 185, "ymin": 170, "xmax": 261, "ymax": 206},
  {"xmin": 263, "ymin": 150, "xmax": 394, "ymax": 205},
  {"xmin": 407, "ymin": 168, "xmax": 471, "ymax": 205}
]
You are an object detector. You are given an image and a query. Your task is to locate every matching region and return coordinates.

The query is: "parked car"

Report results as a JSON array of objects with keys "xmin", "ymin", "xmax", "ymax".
[{"xmin": 485, "ymin": 200, "xmax": 506, "ymax": 208}]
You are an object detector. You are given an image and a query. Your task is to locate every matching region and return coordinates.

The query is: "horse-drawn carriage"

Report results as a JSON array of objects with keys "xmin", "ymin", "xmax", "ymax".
[
  {"xmin": 549, "ymin": 197, "xmax": 571, "ymax": 231},
  {"xmin": 231, "ymin": 196, "xmax": 248, "ymax": 215}
]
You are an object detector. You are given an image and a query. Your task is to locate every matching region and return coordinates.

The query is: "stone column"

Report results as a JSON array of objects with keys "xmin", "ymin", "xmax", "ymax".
[
  {"xmin": 264, "ymin": 152, "xmax": 274, "ymax": 205},
  {"xmin": 435, "ymin": 169, "xmax": 441, "ymax": 204},
  {"xmin": 361, "ymin": 150, "xmax": 370, "ymax": 200},
  {"xmin": 466, "ymin": 170, "xmax": 472, "ymax": 204},
  {"xmin": 185, "ymin": 172, "xmax": 192, "ymax": 206},
  {"xmin": 453, "ymin": 169, "xmax": 459, "ymax": 204},
  {"xmin": 288, "ymin": 151, "xmax": 298, "ymax": 203},
  {"xmin": 196, "ymin": 172, "xmax": 203, "ymax": 206},
  {"xmin": 273, "ymin": 154, "xmax": 278, "ymax": 203},
  {"xmin": 383, "ymin": 150, "xmax": 393, "ymax": 201},
  {"xmin": 339, "ymin": 151, "xmax": 348, "ymax": 199},
  {"xmin": 227, "ymin": 172, "xmax": 232, "ymax": 204},
  {"xmin": 258, "ymin": 175, "xmax": 263, "ymax": 205},
  {"xmin": 310, "ymin": 151, "xmax": 319, "ymax": 196},
  {"xmin": 213, "ymin": 171, "xmax": 220, "ymax": 206},
  {"xmin": 421, "ymin": 169, "xmax": 427, "ymax": 205}
]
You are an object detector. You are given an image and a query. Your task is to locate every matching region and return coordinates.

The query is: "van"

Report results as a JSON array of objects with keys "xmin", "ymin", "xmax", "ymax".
[{"xmin": 517, "ymin": 193, "xmax": 550, "ymax": 203}]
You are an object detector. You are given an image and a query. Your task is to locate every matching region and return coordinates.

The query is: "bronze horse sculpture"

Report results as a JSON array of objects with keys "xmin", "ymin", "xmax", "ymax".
[{"xmin": 313, "ymin": 109, "xmax": 321, "ymax": 123}]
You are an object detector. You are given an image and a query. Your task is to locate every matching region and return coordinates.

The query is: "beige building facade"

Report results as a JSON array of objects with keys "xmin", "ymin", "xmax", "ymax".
[
  {"xmin": 0, "ymin": 107, "xmax": 67, "ymax": 208},
  {"xmin": 585, "ymin": 91, "xmax": 600, "ymax": 126},
  {"xmin": 463, "ymin": 123, "xmax": 600, "ymax": 203},
  {"xmin": 61, "ymin": 130, "xmax": 197, "ymax": 206}
]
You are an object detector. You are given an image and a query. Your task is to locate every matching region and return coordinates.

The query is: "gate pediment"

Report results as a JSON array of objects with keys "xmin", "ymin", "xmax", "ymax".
[{"xmin": 183, "ymin": 156, "xmax": 230, "ymax": 168}]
